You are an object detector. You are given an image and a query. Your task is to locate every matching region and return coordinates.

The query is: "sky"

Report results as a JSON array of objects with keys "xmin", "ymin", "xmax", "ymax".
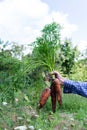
[{"xmin": 0, "ymin": 0, "xmax": 87, "ymax": 52}]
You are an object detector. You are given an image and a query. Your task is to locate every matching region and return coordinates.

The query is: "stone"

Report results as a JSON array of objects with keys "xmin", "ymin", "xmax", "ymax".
[
  {"xmin": 28, "ymin": 125, "xmax": 34, "ymax": 130},
  {"xmin": 14, "ymin": 125, "xmax": 27, "ymax": 130}
]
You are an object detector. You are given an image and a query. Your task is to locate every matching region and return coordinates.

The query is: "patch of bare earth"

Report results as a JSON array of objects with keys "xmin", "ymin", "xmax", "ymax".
[{"xmin": 53, "ymin": 112, "xmax": 86, "ymax": 130}]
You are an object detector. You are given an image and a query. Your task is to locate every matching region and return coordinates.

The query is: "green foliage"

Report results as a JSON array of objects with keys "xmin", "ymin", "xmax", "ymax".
[
  {"xmin": 0, "ymin": 88, "xmax": 87, "ymax": 129},
  {"xmin": 58, "ymin": 38, "xmax": 79, "ymax": 74},
  {"xmin": 27, "ymin": 22, "xmax": 61, "ymax": 73},
  {"xmin": 69, "ymin": 58, "xmax": 87, "ymax": 81},
  {"xmin": 61, "ymin": 94, "xmax": 87, "ymax": 112},
  {"xmin": 0, "ymin": 40, "xmax": 26, "ymax": 103},
  {"xmin": 42, "ymin": 22, "xmax": 61, "ymax": 45},
  {"xmin": 26, "ymin": 23, "xmax": 80, "ymax": 86},
  {"xmin": 0, "ymin": 21, "xmax": 87, "ymax": 129}
]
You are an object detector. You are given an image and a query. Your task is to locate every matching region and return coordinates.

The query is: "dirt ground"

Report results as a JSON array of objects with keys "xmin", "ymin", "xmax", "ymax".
[{"xmin": 53, "ymin": 112, "xmax": 86, "ymax": 130}]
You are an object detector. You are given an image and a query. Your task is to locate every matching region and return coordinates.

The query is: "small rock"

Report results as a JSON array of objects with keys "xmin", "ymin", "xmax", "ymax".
[
  {"xmin": 15, "ymin": 98, "xmax": 19, "ymax": 102},
  {"xmin": 14, "ymin": 125, "xmax": 27, "ymax": 130},
  {"xmin": 2, "ymin": 102, "xmax": 7, "ymax": 106},
  {"xmin": 31, "ymin": 114, "xmax": 39, "ymax": 119},
  {"xmin": 28, "ymin": 126, "xmax": 34, "ymax": 130},
  {"xmin": 70, "ymin": 117, "xmax": 74, "ymax": 121},
  {"xmin": 32, "ymin": 111, "xmax": 36, "ymax": 115},
  {"xmin": 17, "ymin": 117, "xmax": 23, "ymax": 120}
]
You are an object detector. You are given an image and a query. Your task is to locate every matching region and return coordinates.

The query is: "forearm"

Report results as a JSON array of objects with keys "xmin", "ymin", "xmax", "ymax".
[{"xmin": 63, "ymin": 80, "xmax": 87, "ymax": 98}]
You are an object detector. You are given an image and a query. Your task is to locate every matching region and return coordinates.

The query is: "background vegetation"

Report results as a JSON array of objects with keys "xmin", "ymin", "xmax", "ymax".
[{"xmin": 0, "ymin": 22, "xmax": 87, "ymax": 130}]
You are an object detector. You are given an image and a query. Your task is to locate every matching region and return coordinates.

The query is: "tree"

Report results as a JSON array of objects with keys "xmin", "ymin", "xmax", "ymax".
[
  {"xmin": 0, "ymin": 40, "xmax": 25, "ymax": 103},
  {"xmin": 58, "ymin": 38, "xmax": 79, "ymax": 74}
]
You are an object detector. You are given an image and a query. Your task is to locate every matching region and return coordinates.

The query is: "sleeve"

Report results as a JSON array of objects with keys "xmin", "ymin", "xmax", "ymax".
[{"xmin": 63, "ymin": 80, "xmax": 87, "ymax": 98}]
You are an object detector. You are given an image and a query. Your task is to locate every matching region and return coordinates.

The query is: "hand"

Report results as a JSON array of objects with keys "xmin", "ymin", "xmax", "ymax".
[{"xmin": 51, "ymin": 71, "xmax": 66, "ymax": 85}]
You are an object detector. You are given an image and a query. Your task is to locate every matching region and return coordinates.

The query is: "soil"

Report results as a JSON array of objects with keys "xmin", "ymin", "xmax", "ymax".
[{"xmin": 53, "ymin": 112, "xmax": 86, "ymax": 130}]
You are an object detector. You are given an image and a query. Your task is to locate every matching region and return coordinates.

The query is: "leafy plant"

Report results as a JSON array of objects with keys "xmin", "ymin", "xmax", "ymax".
[{"xmin": 26, "ymin": 22, "xmax": 61, "ymax": 73}]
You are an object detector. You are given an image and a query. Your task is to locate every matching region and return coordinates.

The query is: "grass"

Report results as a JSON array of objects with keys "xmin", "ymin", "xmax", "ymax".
[{"xmin": 0, "ymin": 89, "xmax": 87, "ymax": 130}]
